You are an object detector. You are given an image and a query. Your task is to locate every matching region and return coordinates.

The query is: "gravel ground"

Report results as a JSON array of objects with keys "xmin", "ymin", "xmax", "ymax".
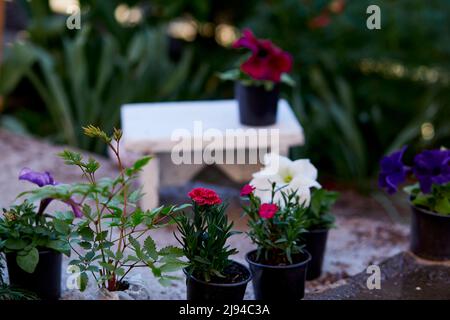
[{"xmin": 0, "ymin": 129, "xmax": 410, "ymax": 299}]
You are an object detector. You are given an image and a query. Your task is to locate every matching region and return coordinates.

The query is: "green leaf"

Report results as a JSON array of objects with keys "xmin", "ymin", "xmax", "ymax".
[
  {"xmin": 54, "ymin": 219, "xmax": 71, "ymax": 235},
  {"xmin": 435, "ymin": 197, "xmax": 450, "ymax": 215},
  {"xmin": 16, "ymin": 248, "xmax": 39, "ymax": 274},
  {"xmin": 5, "ymin": 238, "xmax": 27, "ymax": 250},
  {"xmin": 47, "ymin": 240, "xmax": 70, "ymax": 255},
  {"xmin": 159, "ymin": 246, "xmax": 184, "ymax": 256},
  {"xmin": 95, "ymin": 231, "xmax": 108, "ymax": 241},
  {"xmin": 144, "ymin": 236, "xmax": 158, "ymax": 260},
  {"xmin": 160, "ymin": 261, "xmax": 186, "ymax": 273},
  {"xmin": 79, "ymin": 272, "xmax": 89, "ymax": 291},
  {"xmin": 78, "ymin": 227, "xmax": 94, "ymax": 241}
]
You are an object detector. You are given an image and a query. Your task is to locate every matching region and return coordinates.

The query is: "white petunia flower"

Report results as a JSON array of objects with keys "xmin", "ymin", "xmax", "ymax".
[{"xmin": 250, "ymin": 153, "xmax": 321, "ymax": 206}]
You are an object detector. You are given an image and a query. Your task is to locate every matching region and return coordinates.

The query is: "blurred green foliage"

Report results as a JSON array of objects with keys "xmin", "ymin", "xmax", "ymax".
[{"xmin": 0, "ymin": 0, "xmax": 449, "ymax": 186}]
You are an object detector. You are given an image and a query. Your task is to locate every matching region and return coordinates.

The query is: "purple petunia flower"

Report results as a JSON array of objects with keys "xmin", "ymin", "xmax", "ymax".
[
  {"xmin": 378, "ymin": 146, "xmax": 409, "ymax": 194},
  {"xmin": 19, "ymin": 168, "xmax": 83, "ymax": 218},
  {"xmin": 413, "ymin": 149, "xmax": 450, "ymax": 194}
]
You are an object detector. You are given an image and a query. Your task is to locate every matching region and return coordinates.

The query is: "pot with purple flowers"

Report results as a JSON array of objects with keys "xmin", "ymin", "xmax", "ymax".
[
  {"xmin": 379, "ymin": 147, "xmax": 450, "ymax": 261},
  {"xmin": 0, "ymin": 169, "xmax": 82, "ymax": 299}
]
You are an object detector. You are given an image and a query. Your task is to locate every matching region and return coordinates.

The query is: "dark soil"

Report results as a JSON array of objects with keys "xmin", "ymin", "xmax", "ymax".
[
  {"xmin": 192, "ymin": 261, "xmax": 250, "ymax": 284},
  {"xmin": 247, "ymin": 250, "xmax": 309, "ymax": 266}
]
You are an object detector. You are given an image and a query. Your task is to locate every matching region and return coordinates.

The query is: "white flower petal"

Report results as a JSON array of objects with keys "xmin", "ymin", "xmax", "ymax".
[{"xmin": 290, "ymin": 159, "xmax": 318, "ymax": 181}]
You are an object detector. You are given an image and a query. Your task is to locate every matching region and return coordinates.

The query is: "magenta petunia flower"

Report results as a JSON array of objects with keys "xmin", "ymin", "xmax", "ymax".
[{"xmin": 233, "ymin": 29, "xmax": 293, "ymax": 83}]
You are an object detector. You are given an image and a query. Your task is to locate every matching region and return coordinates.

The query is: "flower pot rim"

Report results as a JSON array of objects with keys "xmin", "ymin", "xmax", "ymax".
[
  {"xmin": 5, "ymin": 248, "xmax": 61, "ymax": 256},
  {"xmin": 183, "ymin": 260, "xmax": 252, "ymax": 287},
  {"xmin": 305, "ymin": 228, "xmax": 330, "ymax": 234},
  {"xmin": 245, "ymin": 249, "xmax": 311, "ymax": 270},
  {"xmin": 235, "ymin": 80, "xmax": 281, "ymax": 90},
  {"xmin": 410, "ymin": 202, "xmax": 450, "ymax": 219}
]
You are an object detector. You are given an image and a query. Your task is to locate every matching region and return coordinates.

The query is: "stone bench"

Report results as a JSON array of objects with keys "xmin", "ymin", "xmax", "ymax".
[{"xmin": 120, "ymin": 99, "xmax": 304, "ymax": 209}]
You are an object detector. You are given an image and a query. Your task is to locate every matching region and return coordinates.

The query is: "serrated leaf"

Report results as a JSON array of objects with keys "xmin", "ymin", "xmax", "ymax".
[{"xmin": 144, "ymin": 236, "xmax": 158, "ymax": 260}]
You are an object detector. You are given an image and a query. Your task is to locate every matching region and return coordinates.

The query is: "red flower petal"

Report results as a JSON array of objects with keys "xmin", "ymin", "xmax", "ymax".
[
  {"xmin": 258, "ymin": 203, "xmax": 279, "ymax": 219},
  {"xmin": 188, "ymin": 187, "xmax": 222, "ymax": 206}
]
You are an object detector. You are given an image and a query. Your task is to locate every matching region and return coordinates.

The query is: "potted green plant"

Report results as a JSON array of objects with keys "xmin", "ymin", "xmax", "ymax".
[
  {"xmin": 241, "ymin": 183, "xmax": 310, "ymax": 300},
  {"xmin": 299, "ymin": 188, "xmax": 338, "ymax": 280},
  {"xmin": 24, "ymin": 126, "xmax": 187, "ymax": 297},
  {"xmin": 0, "ymin": 193, "xmax": 75, "ymax": 300},
  {"xmin": 379, "ymin": 147, "xmax": 450, "ymax": 260},
  {"xmin": 219, "ymin": 29, "xmax": 295, "ymax": 126},
  {"xmin": 175, "ymin": 187, "xmax": 252, "ymax": 301},
  {"xmin": 0, "ymin": 256, "xmax": 37, "ymax": 300}
]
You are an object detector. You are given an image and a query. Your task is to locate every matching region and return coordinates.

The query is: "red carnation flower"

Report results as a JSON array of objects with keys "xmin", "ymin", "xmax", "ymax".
[
  {"xmin": 188, "ymin": 188, "xmax": 222, "ymax": 206},
  {"xmin": 240, "ymin": 184, "xmax": 256, "ymax": 197},
  {"xmin": 233, "ymin": 29, "xmax": 293, "ymax": 83},
  {"xmin": 259, "ymin": 203, "xmax": 279, "ymax": 219}
]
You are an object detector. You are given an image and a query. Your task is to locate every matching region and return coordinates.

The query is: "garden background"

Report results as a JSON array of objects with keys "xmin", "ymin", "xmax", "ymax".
[{"xmin": 0, "ymin": 0, "xmax": 449, "ymax": 194}]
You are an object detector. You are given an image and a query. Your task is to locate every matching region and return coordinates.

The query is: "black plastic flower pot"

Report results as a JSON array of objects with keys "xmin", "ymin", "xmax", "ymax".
[
  {"xmin": 184, "ymin": 260, "xmax": 252, "ymax": 301},
  {"xmin": 234, "ymin": 82, "xmax": 279, "ymax": 126},
  {"xmin": 301, "ymin": 229, "xmax": 329, "ymax": 280},
  {"xmin": 410, "ymin": 205, "xmax": 450, "ymax": 261},
  {"xmin": 246, "ymin": 250, "xmax": 311, "ymax": 300},
  {"xmin": 6, "ymin": 249, "xmax": 62, "ymax": 300}
]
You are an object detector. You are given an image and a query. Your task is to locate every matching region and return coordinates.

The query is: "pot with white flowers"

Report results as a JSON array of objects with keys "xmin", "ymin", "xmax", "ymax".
[
  {"xmin": 175, "ymin": 187, "xmax": 252, "ymax": 301},
  {"xmin": 379, "ymin": 147, "xmax": 450, "ymax": 260},
  {"xmin": 0, "ymin": 168, "xmax": 81, "ymax": 300},
  {"xmin": 246, "ymin": 153, "xmax": 333, "ymax": 283},
  {"xmin": 219, "ymin": 29, "xmax": 295, "ymax": 126},
  {"xmin": 299, "ymin": 188, "xmax": 339, "ymax": 280}
]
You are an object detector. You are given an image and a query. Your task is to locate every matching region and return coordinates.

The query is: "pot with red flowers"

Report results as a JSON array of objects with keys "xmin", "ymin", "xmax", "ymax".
[
  {"xmin": 175, "ymin": 187, "xmax": 252, "ymax": 301},
  {"xmin": 379, "ymin": 146, "xmax": 450, "ymax": 260},
  {"xmin": 241, "ymin": 184, "xmax": 311, "ymax": 300},
  {"xmin": 219, "ymin": 29, "xmax": 295, "ymax": 126}
]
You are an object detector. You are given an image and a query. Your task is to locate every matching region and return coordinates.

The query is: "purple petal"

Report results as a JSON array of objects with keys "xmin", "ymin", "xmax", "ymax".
[
  {"xmin": 19, "ymin": 168, "xmax": 55, "ymax": 187},
  {"xmin": 65, "ymin": 199, "xmax": 83, "ymax": 218},
  {"xmin": 378, "ymin": 146, "xmax": 408, "ymax": 194},
  {"xmin": 413, "ymin": 149, "xmax": 450, "ymax": 194}
]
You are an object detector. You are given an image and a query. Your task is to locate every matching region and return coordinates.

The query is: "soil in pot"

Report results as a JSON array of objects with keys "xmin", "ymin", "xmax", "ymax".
[
  {"xmin": 246, "ymin": 250, "xmax": 311, "ymax": 300},
  {"xmin": 235, "ymin": 82, "xmax": 279, "ymax": 126},
  {"xmin": 301, "ymin": 229, "xmax": 329, "ymax": 280},
  {"xmin": 410, "ymin": 205, "xmax": 450, "ymax": 261},
  {"xmin": 6, "ymin": 249, "xmax": 62, "ymax": 300},
  {"xmin": 185, "ymin": 260, "xmax": 252, "ymax": 301}
]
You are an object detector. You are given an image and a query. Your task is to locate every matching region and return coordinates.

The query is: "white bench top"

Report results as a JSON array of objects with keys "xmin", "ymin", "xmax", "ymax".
[{"xmin": 121, "ymin": 99, "xmax": 304, "ymax": 153}]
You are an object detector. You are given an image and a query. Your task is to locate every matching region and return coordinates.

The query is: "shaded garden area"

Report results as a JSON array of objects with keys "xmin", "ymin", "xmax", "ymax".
[{"xmin": 0, "ymin": 0, "xmax": 449, "ymax": 301}]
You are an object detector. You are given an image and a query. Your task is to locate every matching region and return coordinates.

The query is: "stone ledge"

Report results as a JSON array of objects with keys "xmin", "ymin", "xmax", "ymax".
[{"xmin": 306, "ymin": 251, "xmax": 450, "ymax": 300}]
